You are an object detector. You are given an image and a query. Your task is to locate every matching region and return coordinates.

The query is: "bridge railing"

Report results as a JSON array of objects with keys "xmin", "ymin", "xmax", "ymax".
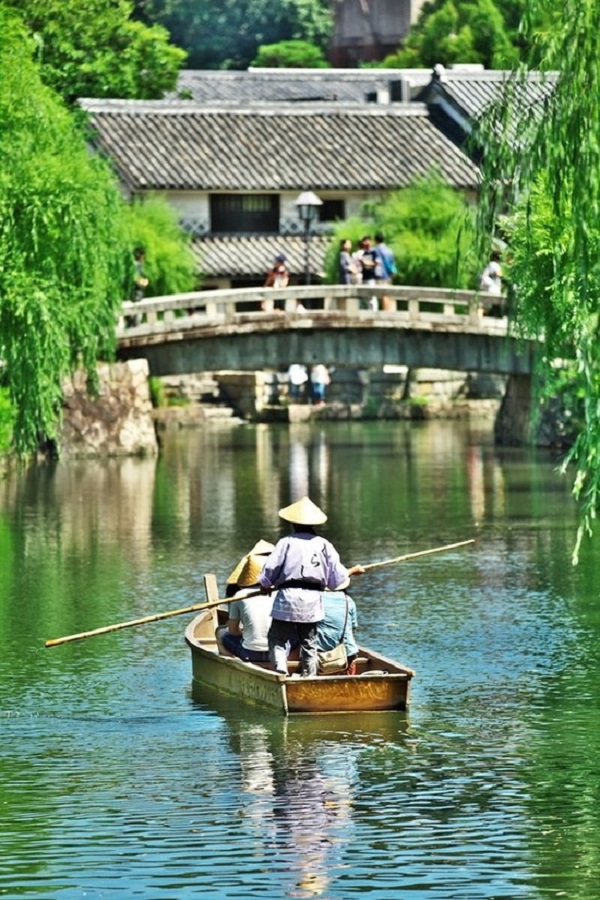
[{"xmin": 117, "ymin": 284, "xmax": 507, "ymax": 339}]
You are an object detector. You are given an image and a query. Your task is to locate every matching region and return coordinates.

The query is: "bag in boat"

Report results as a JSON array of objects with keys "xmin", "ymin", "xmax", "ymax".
[{"xmin": 317, "ymin": 641, "xmax": 348, "ymax": 674}]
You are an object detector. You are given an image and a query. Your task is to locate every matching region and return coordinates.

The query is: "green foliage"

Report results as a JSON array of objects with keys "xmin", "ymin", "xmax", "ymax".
[
  {"xmin": 501, "ymin": 177, "xmax": 585, "ymax": 355},
  {"xmin": 148, "ymin": 376, "xmax": 166, "ymax": 408},
  {"xmin": 124, "ymin": 197, "xmax": 198, "ymax": 298},
  {"xmin": 0, "ymin": 9, "xmax": 127, "ymax": 453},
  {"xmin": 0, "ymin": 388, "xmax": 16, "ymax": 453},
  {"xmin": 371, "ymin": 171, "xmax": 477, "ymax": 288},
  {"xmin": 138, "ymin": 0, "xmax": 332, "ymax": 69},
  {"xmin": 382, "ymin": 0, "xmax": 521, "ymax": 69},
  {"xmin": 4, "ymin": 0, "xmax": 186, "ymax": 103},
  {"xmin": 252, "ymin": 40, "xmax": 330, "ymax": 68},
  {"xmin": 478, "ymin": 0, "xmax": 600, "ymax": 557},
  {"xmin": 323, "ymin": 173, "xmax": 477, "ymax": 289}
]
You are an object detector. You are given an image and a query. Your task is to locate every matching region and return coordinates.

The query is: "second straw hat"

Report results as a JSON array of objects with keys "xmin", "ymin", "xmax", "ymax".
[
  {"xmin": 278, "ymin": 496, "xmax": 327, "ymax": 526},
  {"xmin": 236, "ymin": 554, "xmax": 266, "ymax": 587},
  {"xmin": 226, "ymin": 539, "xmax": 275, "ymax": 585},
  {"xmin": 248, "ymin": 538, "xmax": 275, "ymax": 556}
]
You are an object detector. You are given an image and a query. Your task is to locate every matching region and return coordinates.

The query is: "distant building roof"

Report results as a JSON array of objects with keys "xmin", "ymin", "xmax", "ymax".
[
  {"xmin": 80, "ymin": 100, "xmax": 480, "ymax": 193},
  {"xmin": 170, "ymin": 67, "xmax": 432, "ymax": 105},
  {"xmin": 416, "ymin": 66, "xmax": 559, "ymax": 134}
]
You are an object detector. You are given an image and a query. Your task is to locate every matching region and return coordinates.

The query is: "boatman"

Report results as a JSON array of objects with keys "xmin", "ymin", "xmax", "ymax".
[{"xmin": 258, "ymin": 496, "xmax": 365, "ymax": 677}]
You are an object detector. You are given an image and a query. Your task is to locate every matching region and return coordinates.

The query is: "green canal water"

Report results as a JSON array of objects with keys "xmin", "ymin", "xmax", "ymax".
[{"xmin": 1, "ymin": 419, "xmax": 600, "ymax": 899}]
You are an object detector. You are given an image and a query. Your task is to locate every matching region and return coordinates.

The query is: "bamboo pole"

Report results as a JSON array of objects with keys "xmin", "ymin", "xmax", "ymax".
[
  {"xmin": 44, "ymin": 538, "xmax": 474, "ymax": 648},
  {"xmin": 361, "ymin": 539, "xmax": 475, "ymax": 571},
  {"xmin": 44, "ymin": 591, "xmax": 256, "ymax": 649}
]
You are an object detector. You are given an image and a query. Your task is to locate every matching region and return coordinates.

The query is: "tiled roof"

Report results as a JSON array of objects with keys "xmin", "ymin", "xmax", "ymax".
[
  {"xmin": 191, "ymin": 235, "xmax": 330, "ymax": 280},
  {"xmin": 418, "ymin": 67, "xmax": 558, "ymax": 122},
  {"xmin": 80, "ymin": 100, "xmax": 480, "ymax": 192},
  {"xmin": 170, "ymin": 68, "xmax": 432, "ymax": 105}
]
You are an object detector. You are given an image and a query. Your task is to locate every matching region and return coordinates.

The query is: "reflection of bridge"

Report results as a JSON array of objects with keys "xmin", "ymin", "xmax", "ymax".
[{"xmin": 117, "ymin": 284, "xmax": 534, "ymax": 377}]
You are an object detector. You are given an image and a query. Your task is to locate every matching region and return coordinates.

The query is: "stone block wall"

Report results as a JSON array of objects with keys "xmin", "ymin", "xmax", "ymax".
[
  {"xmin": 60, "ymin": 360, "xmax": 158, "ymax": 457},
  {"xmin": 215, "ymin": 370, "xmax": 281, "ymax": 417}
]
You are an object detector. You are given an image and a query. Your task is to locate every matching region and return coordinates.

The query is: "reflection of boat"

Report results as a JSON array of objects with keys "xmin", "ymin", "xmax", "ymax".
[
  {"xmin": 190, "ymin": 681, "xmax": 411, "ymax": 741},
  {"xmin": 190, "ymin": 691, "xmax": 409, "ymax": 897},
  {"xmin": 185, "ymin": 602, "xmax": 415, "ymax": 715}
]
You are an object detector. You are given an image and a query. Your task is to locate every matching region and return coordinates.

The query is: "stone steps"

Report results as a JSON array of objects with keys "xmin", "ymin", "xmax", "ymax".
[{"xmin": 152, "ymin": 404, "xmax": 241, "ymax": 429}]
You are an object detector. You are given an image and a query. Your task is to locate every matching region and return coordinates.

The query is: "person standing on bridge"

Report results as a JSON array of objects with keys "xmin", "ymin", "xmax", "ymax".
[
  {"xmin": 374, "ymin": 232, "xmax": 397, "ymax": 311},
  {"xmin": 338, "ymin": 238, "xmax": 358, "ymax": 285},
  {"xmin": 265, "ymin": 253, "xmax": 290, "ymax": 289},
  {"xmin": 264, "ymin": 253, "xmax": 289, "ymax": 312},
  {"xmin": 479, "ymin": 251, "xmax": 503, "ymax": 296},
  {"xmin": 356, "ymin": 236, "xmax": 378, "ymax": 310},
  {"xmin": 133, "ymin": 246, "xmax": 149, "ymax": 302},
  {"xmin": 479, "ymin": 250, "xmax": 504, "ymax": 317},
  {"xmin": 126, "ymin": 246, "xmax": 149, "ymax": 327}
]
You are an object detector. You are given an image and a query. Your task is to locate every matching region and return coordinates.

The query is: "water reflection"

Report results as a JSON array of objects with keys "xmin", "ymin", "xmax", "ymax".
[
  {"xmin": 0, "ymin": 421, "xmax": 569, "ymax": 586},
  {"xmin": 0, "ymin": 456, "xmax": 158, "ymax": 566},
  {"xmin": 193, "ymin": 686, "xmax": 409, "ymax": 898}
]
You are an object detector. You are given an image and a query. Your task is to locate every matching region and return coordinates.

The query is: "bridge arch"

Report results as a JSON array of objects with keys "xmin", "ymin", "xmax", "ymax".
[
  {"xmin": 116, "ymin": 285, "xmax": 536, "ymax": 440},
  {"xmin": 117, "ymin": 284, "xmax": 534, "ymax": 377}
]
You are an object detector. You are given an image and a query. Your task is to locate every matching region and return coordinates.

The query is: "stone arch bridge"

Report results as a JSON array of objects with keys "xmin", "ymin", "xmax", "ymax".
[{"xmin": 116, "ymin": 284, "xmax": 536, "ymax": 438}]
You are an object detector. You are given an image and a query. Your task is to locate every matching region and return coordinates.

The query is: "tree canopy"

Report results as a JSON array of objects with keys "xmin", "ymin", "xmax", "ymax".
[
  {"xmin": 3, "ymin": 0, "xmax": 186, "ymax": 103},
  {"xmin": 137, "ymin": 0, "xmax": 332, "ymax": 69},
  {"xmin": 382, "ymin": 0, "xmax": 519, "ymax": 69},
  {"xmin": 124, "ymin": 197, "xmax": 197, "ymax": 299},
  {"xmin": 478, "ymin": 0, "xmax": 600, "ymax": 558},
  {"xmin": 251, "ymin": 39, "xmax": 330, "ymax": 68}
]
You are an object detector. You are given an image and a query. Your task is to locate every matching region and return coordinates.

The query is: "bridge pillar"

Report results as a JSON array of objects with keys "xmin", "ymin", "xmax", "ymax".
[{"xmin": 494, "ymin": 374, "xmax": 534, "ymax": 445}]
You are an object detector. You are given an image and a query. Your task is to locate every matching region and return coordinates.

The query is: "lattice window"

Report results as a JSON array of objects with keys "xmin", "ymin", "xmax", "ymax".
[{"xmin": 210, "ymin": 194, "xmax": 280, "ymax": 234}]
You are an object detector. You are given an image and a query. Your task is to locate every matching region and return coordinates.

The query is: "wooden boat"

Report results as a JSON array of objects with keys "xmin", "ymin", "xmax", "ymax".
[{"xmin": 184, "ymin": 575, "xmax": 414, "ymax": 715}]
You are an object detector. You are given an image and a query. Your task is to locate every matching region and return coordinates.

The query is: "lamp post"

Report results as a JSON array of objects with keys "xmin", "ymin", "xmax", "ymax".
[{"xmin": 295, "ymin": 191, "xmax": 322, "ymax": 285}]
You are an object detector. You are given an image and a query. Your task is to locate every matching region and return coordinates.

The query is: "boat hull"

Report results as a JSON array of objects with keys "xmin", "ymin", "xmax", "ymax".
[{"xmin": 185, "ymin": 611, "xmax": 413, "ymax": 715}]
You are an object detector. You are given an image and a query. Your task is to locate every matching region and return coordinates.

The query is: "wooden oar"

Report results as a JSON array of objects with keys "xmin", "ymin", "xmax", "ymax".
[
  {"xmin": 45, "ymin": 538, "xmax": 474, "ymax": 648},
  {"xmin": 361, "ymin": 538, "xmax": 475, "ymax": 572},
  {"xmin": 44, "ymin": 592, "xmax": 250, "ymax": 649}
]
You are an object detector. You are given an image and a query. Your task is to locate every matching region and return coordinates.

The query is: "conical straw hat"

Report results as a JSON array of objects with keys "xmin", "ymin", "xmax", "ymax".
[
  {"xmin": 278, "ymin": 496, "xmax": 327, "ymax": 526},
  {"xmin": 237, "ymin": 554, "xmax": 265, "ymax": 587},
  {"xmin": 226, "ymin": 554, "xmax": 249, "ymax": 586},
  {"xmin": 248, "ymin": 539, "xmax": 275, "ymax": 556},
  {"xmin": 226, "ymin": 539, "xmax": 275, "ymax": 585}
]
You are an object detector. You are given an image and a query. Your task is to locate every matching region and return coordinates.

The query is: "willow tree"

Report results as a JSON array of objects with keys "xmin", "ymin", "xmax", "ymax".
[
  {"xmin": 479, "ymin": 0, "xmax": 600, "ymax": 559},
  {"xmin": 0, "ymin": 9, "xmax": 127, "ymax": 453}
]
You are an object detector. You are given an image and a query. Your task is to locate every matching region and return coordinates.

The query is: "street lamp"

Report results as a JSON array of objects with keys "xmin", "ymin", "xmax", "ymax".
[{"xmin": 295, "ymin": 190, "xmax": 322, "ymax": 285}]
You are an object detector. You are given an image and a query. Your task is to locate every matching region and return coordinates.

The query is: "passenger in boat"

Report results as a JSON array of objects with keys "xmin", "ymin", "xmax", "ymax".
[
  {"xmin": 221, "ymin": 554, "xmax": 274, "ymax": 663},
  {"xmin": 317, "ymin": 590, "xmax": 359, "ymax": 675},
  {"xmin": 258, "ymin": 496, "xmax": 365, "ymax": 677}
]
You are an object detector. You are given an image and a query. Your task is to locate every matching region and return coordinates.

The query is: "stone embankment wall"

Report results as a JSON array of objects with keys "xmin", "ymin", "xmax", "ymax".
[
  {"xmin": 60, "ymin": 360, "xmax": 158, "ymax": 457},
  {"xmin": 55, "ymin": 363, "xmax": 564, "ymax": 453}
]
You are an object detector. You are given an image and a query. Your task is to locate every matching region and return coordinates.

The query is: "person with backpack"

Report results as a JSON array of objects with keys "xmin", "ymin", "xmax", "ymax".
[
  {"xmin": 374, "ymin": 232, "xmax": 397, "ymax": 310},
  {"xmin": 374, "ymin": 232, "xmax": 397, "ymax": 283}
]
